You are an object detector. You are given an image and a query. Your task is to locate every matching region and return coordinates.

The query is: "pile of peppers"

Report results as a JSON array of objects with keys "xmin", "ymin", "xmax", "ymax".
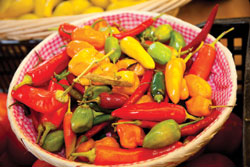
[{"xmin": 11, "ymin": 4, "xmax": 234, "ymax": 166}]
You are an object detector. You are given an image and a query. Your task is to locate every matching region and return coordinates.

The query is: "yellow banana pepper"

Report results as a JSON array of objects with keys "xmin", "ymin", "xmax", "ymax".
[
  {"xmin": 120, "ymin": 36, "xmax": 155, "ymax": 69},
  {"xmin": 180, "ymin": 78, "xmax": 189, "ymax": 100},
  {"xmin": 165, "ymin": 57, "xmax": 186, "ymax": 104}
]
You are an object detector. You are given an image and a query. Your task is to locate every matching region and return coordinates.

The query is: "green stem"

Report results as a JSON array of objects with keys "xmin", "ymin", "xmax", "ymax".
[
  {"xmin": 153, "ymin": 13, "xmax": 165, "ymax": 20},
  {"xmin": 179, "ymin": 118, "xmax": 203, "ymax": 129},
  {"xmin": 71, "ymin": 148, "xmax": 96, "ymax": 163},
  {"xmin": 185, "ymin": 111, "xmax": 201, "ymax": 121},
  {"xmin": 13, "ymin": 75, "xmax": 33, "ymax": 91},
  {"xmin": 62, "ymin": 49, "xmax": 115, "ymax": 97},
  {"xmin": 36, "ymin": 124, "xmax": 44, "ymax": 144},
  {"xmin": 184, "ymin": 41, "xmax": 204, "ymax": 63},
  {"xmin": 39, "ymin": 122, "xmax": 56, "ymax": 146},
  {"xmin": 210, "ymin": 27, "xmax": 234, "ymax": 48},
  {"xmin": 112, "ymin": 120, "xmax": 140, "ymax": 127},
  {"xmin": 209, "ymin": 104, "xmax": 235, "ymax": 110}
]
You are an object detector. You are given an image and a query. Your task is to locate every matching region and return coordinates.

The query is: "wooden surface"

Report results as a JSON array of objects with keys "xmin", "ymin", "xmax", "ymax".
[{"xmin": 177, "ymin": 0, "xmax": 250, "ymax": 25}]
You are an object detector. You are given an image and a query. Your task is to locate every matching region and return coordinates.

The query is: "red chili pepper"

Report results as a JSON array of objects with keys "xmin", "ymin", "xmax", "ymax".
[
  {"xmin": 38, "ymin": 79, "xmax": 69, "ymax": 146},
  {"xmin": 113, "ymin": 14, "xmax": 163, "ymax": 39},
  {"xmin": 188, "ymin": 28, "xmax": 234, "ymax": 80},
  {"xmin": 181, "ymin": 110, "xmax": 220, "ymax": 137},
  {"xmin": 181, "ymin": 4, "xmax": 219, "ymax": 52},
  {"xmin": 66, "ymin": 73, "xmax": 85, "ymax": 94},
  {"xmin": 85, "ymin": 122, "xmax": 109, "ymax": 139},
  {"xmin": 112, "ymin": 102, "xmax": 199, "ymax": 123},
  {"xmin": 11, "ymin": 85, "xmax": 69, "ymax": 114},
  {"xmin": 123, "ymin": 69, "xmax": 154, "ymax": 107},
  {"xmin": 63, "ymin": 99, "xmax": 77, "ymax": 159},
  {"xmin": 96, "ymin": 92, "xmax": 128, "ymax": 109},
  {"xmin": 13, "ymin": 50, "xmax": 70, "ymax": 90},
  {"xmin": 58, "ymin": 23, "xmax": 77, "ymax": 41},
  {"xmin": 72, "ymin": 141, "xmax": 183, "ymax": 165}
]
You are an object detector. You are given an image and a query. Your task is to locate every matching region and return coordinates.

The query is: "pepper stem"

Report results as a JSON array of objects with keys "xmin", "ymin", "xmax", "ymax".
[
  {"xmin": 154, "ymin": 94, "xmax": 164, "ymax": 103},
  {"xmin": 184, "ymin": 41, "xmax": 204, "ymax": 63},
  {"xmin": 209, "ymin": 104, "xmax": 235, "ymax": 110},
  {"xmin": 62, "ymin": 49, "xmax": 115, "ymax": 97},
  {"xmin": 71, "ymin": 148, "xmax": 96, "ymax": 163},
  {"xmin": 210, "ymin": 27, "xmax": 234, "ymax": 48},
  {"xmin": 36, "ymin": 124, "xmax": 44, "ymax": 144},
  {"xmin": 13, "ymin": 75, "xmax": 33, "ymax": 91},
  {"xmin": 153, "ymin": 13, "xmax": 165, "ymax": 20},
  {"xmin": 185, "ymin": 111, "xmax": 201, "ymax": 121},
  {"xmin": 112, "ymin": 120, "xmax": 141, "ymax": 127},
  {"xmin": 39, "ymin": 122, "xmax": 57, "ymax": 146},
  {"xmin": 179, "ymin": 118, "xmax": 203, "ymax": 129}
]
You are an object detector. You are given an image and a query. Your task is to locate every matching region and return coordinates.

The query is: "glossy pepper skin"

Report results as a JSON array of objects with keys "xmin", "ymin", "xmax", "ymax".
[
  {"xmin": 71, "ymin": 27, "xmax": 105, "ymax": 50},
  {"xmin": 150, "ymin": 71, "xmax": 166, "ymax": 103},
  {"xmin": 165, "ymin": 57, "xmax": 186, "ymax": 104},
  {"xmin": 120, "ymin": 36, "xmax": 155, "ymax": 69},
  {"xmin": 116, "ymin": 119, "xmax": 145, "ymax": 149},
  {"xmin": 12, "ymin": 85, "xmax": 69, "ymax": 114},
  {"xmin": 95, "ymin": 92, "xmax": 128, "ymax": 109},
  {"xmin": 169, "ymin": 30, "xmax": 186, "ymax": 51},
  {"xmin": 154, "ymin": 24, "xmax": 173, "ymax": 42},
  {"xmin": 104, "ymin": 36, "xmax": 121, "ymax": 63},
  {"xmin": 66, "ymin": 40, "xmax": 94, "ymax": 58},
  {"xmin": 186, "ymin": 95, "xmax": 212, "ymax": 117},
  {"xmin": 72, "ymin": 142, "xmax": 183, "ymax": 165},
  {"xmin": 58, "ymin": 23, "xmax": 77, "ymax": 41},
  {"xmin": 138, "ymin": 26, "xmax": 156, "ymax": 41},
  {"xmin": 42, "ymin": 130, "xmax": 64, "ymax": 152},
  {"xmin": 84, "ymin": 85, "xmax": 111, "ymax": 100},
  {"xmin": 147, "ymin": 42, "xmax": 172, "ymax": 65},
  {"xmin": 112, "ymin": 102, "xmax": 193, "ymax": 123},
  {"xmin": 13, "ymin": 50, "xmax": 70, "ymax": 90},
  {"xmin": 71, "ymin": 105, "xmax": 94, "ymax": 133},
  {"xmin": 184, "ymin": 74, "xmax": 212, "ymax": 99},
  {"xmin": 143, "ymin": 119, "xmax": 181, "ymax": 149}
]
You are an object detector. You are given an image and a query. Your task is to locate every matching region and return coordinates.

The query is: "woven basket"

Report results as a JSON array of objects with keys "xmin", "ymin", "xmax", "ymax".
[
  {"xmin": 0, "ymin": 0, "xmax": 190, "ymax": 40},
  {"xmin": 7, "ymin": 11, "xmax": 237, "ymax": 167}
]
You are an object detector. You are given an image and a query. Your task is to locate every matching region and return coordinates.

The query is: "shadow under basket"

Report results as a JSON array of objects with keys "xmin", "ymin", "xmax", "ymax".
[{"xmin": 1, "ymin": 16, "xmax": 249, "ymax": 166}]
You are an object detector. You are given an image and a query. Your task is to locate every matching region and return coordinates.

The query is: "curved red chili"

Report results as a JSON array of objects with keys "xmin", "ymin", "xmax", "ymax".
[
  {"xmin": 98, "ymin": 92, "xmax": 128, "ymax": 109},
  {"xmin": 58, "ymin": 23, "xmax": 77, "ymax": 41},
  {"xmin": 112, "ymin": 102, "xmax": 198, "ymax": 123}
]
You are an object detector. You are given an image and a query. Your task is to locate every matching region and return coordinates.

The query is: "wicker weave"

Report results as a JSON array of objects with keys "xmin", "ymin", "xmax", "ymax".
[{"xmin": 7, "ymin": 11, "xmax": 237, "ymax": 167}]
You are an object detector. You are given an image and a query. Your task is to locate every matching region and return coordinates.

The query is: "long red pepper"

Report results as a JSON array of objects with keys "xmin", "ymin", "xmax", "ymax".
[
  {"xmin": 123, "ymin": 69, "xmax": 154, "ymax": 107},
  {"xmin": 58, "ymin": 23, "xmax": 77, "ymax": 41},
  {"xmin": 13, "ymin": 50, "xmax": 70, "ymax": 90},
  {"xmin": 181, "ymin": 110, "xmax": 220, "ymax": 137},
  {"xmin": 85, "ymin": 122, "xmax": 109, "ymax": 139},
  {"xmin": 112, "ymin": 102, "xmax": 199, "ymax": 123},
  {"xmin": 63, "ymin": 99, "xmax": 77, "ymax": 159},
  {"xmin": 11, "ymin": 85, "xmax": 69, "ymax": 114},
  {"xmin": 38, "ymin": 79, "xmax": 69, "ymax": 146},
  {"xmin": 113, "ymin": 14, "xmax": 163, "ymax": 39},
  {"xmin": 181, "ymin": 4, "xmax": 219, "ymax": 52},
  {"xmin": 72, "ymin": 142, "xmax": 183, "ymax": 165},
  {"xmin": 188, "ymin": 28, "xmax": 234, "ymax": 80},
  {"xmin": 66, "ymin": 73, "xmax": 85, "ymax": 94}
]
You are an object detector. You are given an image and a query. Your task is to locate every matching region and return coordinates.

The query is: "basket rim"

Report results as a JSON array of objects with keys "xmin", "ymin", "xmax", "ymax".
[{"xmin": 7, "ymin": 10, "xmax": 237, "ymax": 167}]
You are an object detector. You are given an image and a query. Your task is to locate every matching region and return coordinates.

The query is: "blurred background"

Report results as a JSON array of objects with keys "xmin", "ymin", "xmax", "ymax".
[{"xmin": 0, "ymin": 0, "xmax": 249, "ymax": 166}]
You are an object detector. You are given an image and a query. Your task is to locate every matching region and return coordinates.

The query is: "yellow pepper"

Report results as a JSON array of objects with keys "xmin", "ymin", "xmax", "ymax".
[
  {"xmin": 112, "ymin": 71, "xmax": 140, "ymax": 95},
  {"xmin": 165, "ymin": 57, "xmax": 186, "ymax": 104},
  {"xmin": 185, "ymin": 95, "xmax": 212, "ymax": 117},
  {"xmin": 120, "ymin": 36, "xmax": 155, "ymax": 69},
  {"xmin": 184, "ymin": 74, "xmax": 212, "ymax": 99},
  {"xmin": 180, "ymin": 78, "xmax": 189, "ymax": 100},
  {"xmin": 68, "ymin": 47, "xmax": 110, "ymax": 85},
  {"xmin": 116, "ymin": 58, "xmax": 145, "ymax": 76},
  {"xmin": 66, "ymin": 40, "xmax": 94, "ymax": 58}
]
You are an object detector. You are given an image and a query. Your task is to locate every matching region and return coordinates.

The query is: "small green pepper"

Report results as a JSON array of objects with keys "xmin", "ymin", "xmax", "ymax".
[
  {"xmin": 138, "ymin": 26, "xmax": 156, "ymax": 41},
  {"xmin": 42, "ymin": 130, "xmax": 64, "ymax": 152},
  {"xmin": 105, "ymin": 36, "xmax": 122, "ymax": 63},
  {"xmin": 147, "ymin": 42, "xmax": 172, "ymax": 65},
  {"xmin": 169, "ymin": 30, "xmax": 186, "ymax": 51},
  {"xmin": 71, "ymin": 105, "xmax": 94, "ymax": 133},
  {"xmin": 150, "ymin": 71, "xmax": 165, "ymax": 103},
  {"xmin": 143, "ymin": 119, "xmax": 202, "ymax": 149},
  {"xmin": 154, "ymin": 24, "xmax": 173, "ymax": 42},
  {"xmin": 84, "ymin": 85, "xmax": 111, "ymax": 100}
]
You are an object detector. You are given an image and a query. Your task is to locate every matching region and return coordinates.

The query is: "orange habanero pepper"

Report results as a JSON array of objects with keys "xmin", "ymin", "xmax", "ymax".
[{"xmin": 66, "ymin": 40, "xmax": 94, "ymax": 58}]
